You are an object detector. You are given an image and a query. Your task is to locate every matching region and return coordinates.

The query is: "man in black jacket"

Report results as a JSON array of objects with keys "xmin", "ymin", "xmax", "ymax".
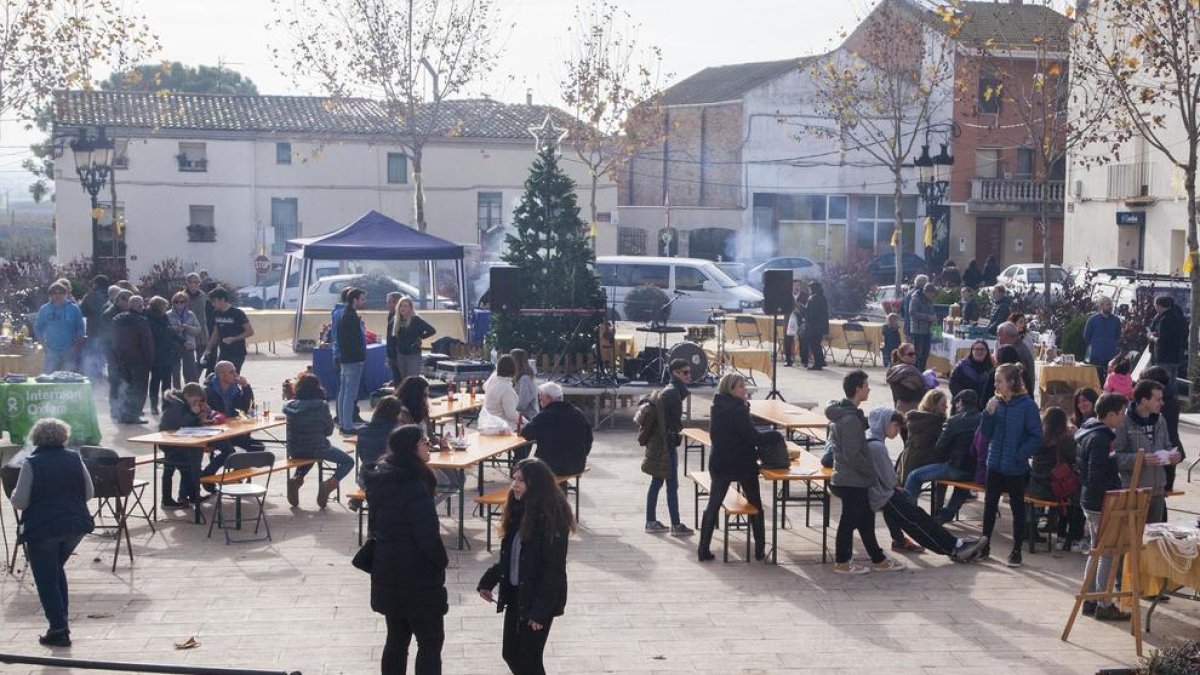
[
  {"xmin": 987, "ymin": 285, "xmax": 1012, "ymax": 336},
  {"xmin": 1148, "ymin": 295, "xmax": 1187, "ymax": 385},
  {"xmin": 645, "ymin": 359, "xmax": 693, "ymax": 535},
  {"xmin": 803, "ymin": 281, "xmax": 830, "ymax": 371},
  {"xmin": 521, "ymin": 382, "xmax": 592, "ymax": 476},
  {"xmin": 159, "ymin": 383, "xmax": 207, "ymax": 507},
  {"xmin": 1076, "ymin": 393, "xmax": 1129, "ymax": 622},
  {"xmin": 336, "ymin": 288, "xmax": 367, "ymax": 435}
]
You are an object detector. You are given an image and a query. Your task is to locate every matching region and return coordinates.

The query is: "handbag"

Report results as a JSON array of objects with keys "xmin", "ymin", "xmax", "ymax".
[
  {"xmin": 758, "ymin": 431, "xmax": 790, "ymax": 470},
  {"xmin": 351, "ymin": 538, "xmax": 376, "ymax": 573}
]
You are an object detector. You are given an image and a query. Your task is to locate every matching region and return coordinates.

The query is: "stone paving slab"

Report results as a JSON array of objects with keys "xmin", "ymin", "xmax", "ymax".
[{"xmin": 0, "ymin": 348, "xmax": 1197, "ymax": 674}]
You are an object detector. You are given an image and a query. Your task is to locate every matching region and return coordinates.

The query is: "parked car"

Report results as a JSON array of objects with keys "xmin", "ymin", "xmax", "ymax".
[
  {"xmin": 866, "ymin": 252, "xmax": 928, "ymax": 284},
  {"xmin": 1090, "ymin": 272, "xmax": 1191, "ymax": 320},
  {"xmin": 746, "ymin": 256, "xmax": 823, "ymax": 288},
  {"xmin": 1066, "ymin": 265, "xmax": 1135, "ymax": 289},
  {"xmin": 594, "ymin": 256, "xmax": 763, "ymax": 323},
  {"xmin": 998, "ymin": 263, "xmax": 1067, "ymax": 301},
  {"xmin": 863, "ymin": 285, "xmax": 906, "ymax": 322},
  {"xmin": 714, "ymin": 262, "xmax": 748, "ymax": 283},
  {"xmin": 304, "ymin": 274, "xmax": 456, "ymax": 311},
  {"xmin": 237, "ymin": 261, "xmax": 344, "ymax": 309}
]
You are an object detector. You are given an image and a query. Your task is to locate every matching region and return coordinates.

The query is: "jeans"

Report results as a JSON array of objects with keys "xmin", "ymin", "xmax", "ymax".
[
  {"xmin": 337, "ymin": 360, "xmax": 365, "ymax": 432},
  {"xmin": 502, "ymin": 593, "xmax": 551, "ymax": 675},
  {"xmin": 44, "ymin": 349, "xmax": 73, "ymax": 374},
  {"xmin": 26, "ymin": 533, "xmax": 85, "ymax": 632},
  {"xmin": 982, "ymin": 469, "xmax": 1028, "ymax": 550},
  {"xmin": 698, "ymin": 471, "xmax": 764, "ymax": 555},
  {"xmin": 783, "ymin": 335, "xmax": 795, "ymax": 365},
  {"xmin": 646, "ymin": 447, "xmax": 680, "ymax": 526},
  {"xmin": 173, "ymin": 350, "xmax": 199, "ymax": 388},
  {"xmin": 292, "ymin": 445, "xmax": 356, "ymax": 482},
  {"xmin": 881, "ymin": 492, "xmax": 958, "ymax": 556},
  {"xmin": 162, "ymin": 446, "xmax": 202, "ymax": 503},
  {"xmin": 201, "ymin": 437, "xmax": 265, "ymax": 479},
  {"xmin": 903, "ymin": 461, "xmax": 954, "ymax": 503},
  {"xmin": 834, "ymin": 485, "xmax": 884, "ymax": 564},
  {"xmin": 1084, "ymin": 509, "xmax": 1115, "ymax": 608},
  {"xmin": 382, "ymin": 610, "xmax": 444, "ymax": 675},
  {"xmin": 912, "ymin": 333, "xmax": 931, "ymax": 372},
  {"xmin": 148, "ymin": 364, "xmax": 173, "ymax": 411}
]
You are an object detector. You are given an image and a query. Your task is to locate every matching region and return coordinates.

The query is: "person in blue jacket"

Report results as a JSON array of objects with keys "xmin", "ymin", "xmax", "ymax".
[
  {"xmin": 980, "ymin": 362, "xmax": 1042, "ymax": 568},
  {"xmin": 34, "ymin": 282, "xmax": 85, "ymax": 373}
]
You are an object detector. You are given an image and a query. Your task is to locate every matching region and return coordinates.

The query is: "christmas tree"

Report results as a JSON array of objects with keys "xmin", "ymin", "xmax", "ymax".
[{"xmin": 490, "ymin": 126, "xmax": 604, "ymax": 357}]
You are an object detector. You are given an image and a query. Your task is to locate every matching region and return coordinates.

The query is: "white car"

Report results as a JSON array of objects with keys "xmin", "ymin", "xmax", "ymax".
[
  {"xmin": 304, "ymin": 274, "xmax": 455, "ymax": 311},
  {"xmin": 747, "ymin": 256, "xmax": 823, "ymax": 288},
  {"xmin": 998, "ymin": 264, "xmax": 1067, "ymax": 300},
  {"xmin": 237, "ymin": 262, "xmax": 343, "ymax": 309}
]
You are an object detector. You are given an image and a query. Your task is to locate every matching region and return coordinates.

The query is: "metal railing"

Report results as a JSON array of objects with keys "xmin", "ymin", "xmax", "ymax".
[
  {"xmin": 969, "ymin": 178, "xmax": 1065, "ymax": 204},
  {"xmin": 0, "ymin": 653, "xmax": 300, "ymax": 674}
]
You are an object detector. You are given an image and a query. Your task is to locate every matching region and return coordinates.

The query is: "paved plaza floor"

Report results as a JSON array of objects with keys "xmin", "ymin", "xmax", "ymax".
[{"xmin": 1, "ymin": 346, "xmax": 1198, "ymax": 674}]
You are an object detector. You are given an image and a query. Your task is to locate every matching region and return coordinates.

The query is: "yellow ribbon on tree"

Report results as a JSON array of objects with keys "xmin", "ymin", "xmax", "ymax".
[
  {"xmin": 923, "ymin": 217, "xmax": 934, "ymax": 247},
  {"xmin": 1185, "ymin": 249, "xmax": 1198, "ymax": 275},
  {"xmin": 891, "ymin": 227, "xmax": 899, "ymax": 248}
]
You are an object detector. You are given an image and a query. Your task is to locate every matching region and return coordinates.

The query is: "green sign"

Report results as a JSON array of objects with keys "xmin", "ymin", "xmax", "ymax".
[{"xmin": 0, "ymin": 381, "xmax": 102, "ymax": 446}]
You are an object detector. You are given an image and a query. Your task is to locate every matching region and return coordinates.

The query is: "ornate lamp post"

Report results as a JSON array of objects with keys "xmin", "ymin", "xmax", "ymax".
[
  {"xmin": 70, "ymin": 127, "xmax": 116, "ymax": 270},
  {"xmin": 915, "ymin": 141, "xmax": 954, "ymax": 269}
]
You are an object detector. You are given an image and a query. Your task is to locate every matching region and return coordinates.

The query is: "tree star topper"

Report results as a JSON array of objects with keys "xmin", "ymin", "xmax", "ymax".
[{"xmin": 529, "ymin": 114, "xmax": 569, "ymax": 153}]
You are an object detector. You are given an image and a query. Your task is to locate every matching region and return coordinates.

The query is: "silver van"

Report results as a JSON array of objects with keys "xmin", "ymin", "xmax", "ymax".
[{"xmin": 595, "ymin": 256, "xmax": 763, "ymax": 323}]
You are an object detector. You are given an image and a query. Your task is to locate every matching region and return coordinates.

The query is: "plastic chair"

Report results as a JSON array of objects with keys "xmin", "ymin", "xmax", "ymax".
[
  {"xmin": 735, "ymin": 316, "xmax": 762, "ymax": 346},
  {"xmin": 208, "ymin": 451, "xmax": 275, "ymax": 544},
  {"xmin": 841, "ymin": 323, "xmax": 877, "ymax": 367}
]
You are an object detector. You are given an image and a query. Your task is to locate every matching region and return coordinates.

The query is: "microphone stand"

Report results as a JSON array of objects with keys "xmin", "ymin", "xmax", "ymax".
[
  {"xmin": 766, "ymin": 309, "xmax": 786, "ymax": 401},
  {"xmin": 653, "ymin": 292, "xmax": 686, "ymax": 382}
]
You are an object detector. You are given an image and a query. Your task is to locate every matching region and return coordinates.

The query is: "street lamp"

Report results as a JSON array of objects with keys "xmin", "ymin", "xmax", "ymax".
[
  {"xmin": 71, "ymin": 127, "xmax": 116, "ymax": 269},
  {"xmin": 916, "ymin": 140, "xmax": 954, "ymax": 268}
]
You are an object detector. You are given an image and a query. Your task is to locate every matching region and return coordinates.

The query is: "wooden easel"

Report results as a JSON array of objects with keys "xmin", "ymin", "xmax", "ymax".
[{"xmin": 1062, "ymin": 451, "xmax": 1151, "ymax": 655}]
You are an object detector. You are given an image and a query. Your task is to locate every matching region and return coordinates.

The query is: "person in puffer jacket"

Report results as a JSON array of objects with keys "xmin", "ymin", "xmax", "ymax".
[
  {"xmin": 1075, "ymin": 393, "xmax": 1129, "ymax": 621},
  {"xmin": 979, "ymin": 362, "xmax": 1042, "ymax": 568},
  {"xmin": 904, "ymin": 390, "xmax": 981, "ymax": 521}
]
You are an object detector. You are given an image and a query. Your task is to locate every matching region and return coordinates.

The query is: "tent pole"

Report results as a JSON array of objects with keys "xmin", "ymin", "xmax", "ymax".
[
  {"xmin": 457, "ymin": 259, "xmax": 467, "ymax": 340},
  {"xmin": 293, "ymin": 257, "xmax": 313, "ymax": 348},
  {"xmin": 278, "ymin": 254, "xmax": 293, "ymax": 310}
]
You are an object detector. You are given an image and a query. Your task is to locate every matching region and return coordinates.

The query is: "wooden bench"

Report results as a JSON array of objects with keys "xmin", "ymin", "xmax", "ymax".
[
  {"xmin": 200, "ymin": 449, "xmax": 356, "ymax": 503},
  {"xmin": 682, "ymin": 427, "xmax": 711, "ymax": 475},
  {"xmin": 934, "ymin": 478, "xmax": 1063, "ymax": 553},
  {"xmin": 688, "ymin": 470, "xmax": 760, "ymax": 563},
  {"xmin": 473, "ymin": 470, "xmax": 588, "ymax": 552}
]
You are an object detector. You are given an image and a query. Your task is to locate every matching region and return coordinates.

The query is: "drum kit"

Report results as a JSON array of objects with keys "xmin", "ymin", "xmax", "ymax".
[{"xmin": 629, "ymin": 307, "xmax": 729, "ymax": 385}]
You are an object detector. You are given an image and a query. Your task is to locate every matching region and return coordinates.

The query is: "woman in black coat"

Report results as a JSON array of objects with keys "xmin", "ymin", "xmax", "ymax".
[
  {"xmin": 363, "ymin": 425, "xmax": 448, "ymax": 675},
  {"xmin": 949, "ymin": 340, "xmax": 993, "ymax": 401},
  {"xmin": 698, "ymin": 373, "xmax": 774, "ymax": 562},
  {"xmin": 803, "ymin": 280, "xmax": 830, "ymax": 370},
  {"xmin": 478, "ymin": 458, "xmax": 574, "ymax": 675}
]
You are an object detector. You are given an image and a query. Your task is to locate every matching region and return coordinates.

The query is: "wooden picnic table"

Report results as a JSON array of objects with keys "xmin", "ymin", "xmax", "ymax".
[
  {"xmin": 128, "ymin": 418, "xmax": 285, "ymax": 524},
  {"xmin": 428, "ymin": 431, "xmax": 532, "ymax": 550},
  {"xmin": 428, "ymin": 395, "xmax": 484, "ymax": 422},
  {"xmin": 760, "ymin": 448, "xmax": 832, "ymax": 564},
  {"xmin": 749, "ymin": 399, "xmax": 827, "ymax": 444}
]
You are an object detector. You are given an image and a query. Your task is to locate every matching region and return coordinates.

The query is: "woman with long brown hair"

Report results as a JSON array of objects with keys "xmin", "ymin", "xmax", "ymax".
[
  {"xmin": 980, "ymin": 362, "xmax": 1042, "ymax": 567},
  {"xmin": 478, "ymin": 458, "xmax": 574, "ymax": 675}
]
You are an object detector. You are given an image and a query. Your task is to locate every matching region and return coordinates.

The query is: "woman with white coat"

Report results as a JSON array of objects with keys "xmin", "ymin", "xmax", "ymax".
[{"xmin": 483, "ymin": 354, "xmax": 521, "ymax": 429}]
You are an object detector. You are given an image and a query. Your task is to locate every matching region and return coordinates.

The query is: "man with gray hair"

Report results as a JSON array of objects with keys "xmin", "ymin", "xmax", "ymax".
[
  {"xmin": 111, "ymin": 295, "xmax": 154, "ymax": 424},
  {"xmin": 519, "ymin": 381, "xmax": 593, "ymax": 475},
  {"xmin": 901, "ymin": 274, "xmax": 929, "ymax": 340},
  {"xmin": 997, "ymin": 321, "xmax": 1035, "ymax": 393},
  {"xmin": 101, "ymin": 289, "xmax": 132, "ymax": 415}
]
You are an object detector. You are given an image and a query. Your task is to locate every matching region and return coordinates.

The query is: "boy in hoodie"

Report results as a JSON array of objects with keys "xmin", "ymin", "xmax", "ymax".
[
  {"xmin": 1076, "ymin": 393, "xmax": 1129, "ymax": 621},
  {"xmin": 865, "ymin": 406, "xmax": 988, "ymax": 563},
  {"xmin": 828, "ymin": 370, "xmax": 903, "ymax": 574},
  {"xmin": 158, "ymin": 383, "xmax": 208, "ymax": 507},
  {"xmin": 1112, "ymin": 379, "xmax": 1181, "ymax": 524}
]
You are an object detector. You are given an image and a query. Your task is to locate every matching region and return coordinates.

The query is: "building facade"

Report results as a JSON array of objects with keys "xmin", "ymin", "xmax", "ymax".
[{"xmin": 53, "ymin": 92, "xmax": 617, "ymax": 286}]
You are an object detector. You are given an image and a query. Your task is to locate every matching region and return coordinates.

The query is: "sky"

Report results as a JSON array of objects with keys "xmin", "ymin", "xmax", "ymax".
[{"xmin": 0, "ymin": 0, "xmax": 868, "ymax": 202}]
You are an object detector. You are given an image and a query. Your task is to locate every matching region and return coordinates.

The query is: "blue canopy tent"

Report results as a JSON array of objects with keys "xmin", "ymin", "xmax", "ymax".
[{"xmin": 282, "ymin": 210, "xmax": 466, "ymax": 345}]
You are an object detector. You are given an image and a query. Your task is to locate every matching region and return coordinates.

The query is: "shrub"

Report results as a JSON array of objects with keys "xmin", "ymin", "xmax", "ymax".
[
  {"xmin": 0, "ymin": 255, "xmax": 94, "ymax": 326},
  {"xmin": 137, "ymin": 258, "xmax": 192, "ymax": 302},
  {"xmin": 1139, "ymin": 639, "xmax": 1200, "ymax": 674},
  {"xmin": 623, "ymin": 284, "xmax": 671, "ymax": 322},
  {"xmin": 822, "ymin": 263, "xmax": 873, "ymax": 316}
]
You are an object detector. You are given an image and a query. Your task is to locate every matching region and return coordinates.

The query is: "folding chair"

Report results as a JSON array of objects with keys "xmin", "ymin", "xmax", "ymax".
[
  {"xmin": 81, "ymin": 446, "xmax": 154, "ymax": 535},
  {"xmin": 841, "ymin": 323, "xmax": 877, "ymax": 367},
  {"xmin": 208, "ymin": 451, "xmax": 275, "ymax": 544},
  {"xmin": 80, "ymin": 447, "xmax": 136, "ymax": 572},
  {"xmin": 735, "ymin": 315, "xmax": 762, "ymax": 347}
]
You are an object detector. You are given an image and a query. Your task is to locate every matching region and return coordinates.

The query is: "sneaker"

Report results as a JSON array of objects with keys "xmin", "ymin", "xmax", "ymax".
[
  {"xmin": 160, "ymin": 498, "xmax": 184, "ymax": 509},
  {"xmin": 1082, "ymin": 600, "xmax": 1097, "ymax": 616},
  {"xmin": 317, "ymin": 478, "xmax": 338, "ymax": 509},
  {"xmin": 872, "ymin": 558, "xmax": 905, "ymax": 572},
  {"xmin": 347, "ymin": 497, "xmax": 363, "ymax": 512},
  {"xmin": 1006, "ymin": 549, "xmax": 1023, "ymax": 568},
  {"xmin": 834, "ymin": 562, "xmax": 870, "ymax": 575},
  {"xmin": 38, "ymin": 629, "xmax": 71, "ymax": 647},
  {"xmin": 645, "ymin": 520, "xmax": 669, "ymax": 534},
  {"xmin": 287, "ymin": 476, "xmax": 303, "ymax": 508},
  {"xmin": 951, "ymin": 536, "xmax": 988, "ymax": 563},
  {"xmin": 697, "ymin": 548, "xmax": 715, "ymax": 562},
  {"xmin": 891, "ymin": 538, "xmax": 925, "ymax": 553},
  {"xmin": 1093, "ymin": 604, "xmax": 1131, "ymax": 621},
  {"xmin": 670, "ymin": 523, "xmax": 694, "ymax": 536}
]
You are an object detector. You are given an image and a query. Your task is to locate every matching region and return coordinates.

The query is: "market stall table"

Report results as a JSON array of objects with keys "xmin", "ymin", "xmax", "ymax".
[
  {"xmin": 722, "ymin": 314, "xmax": 780, "ymax": 345},
  {"xmin": 1132, "ymin": 530, "xmax": 1200, "ymax": 632},
  {"xmin": 244, "ymin": 309, "xmax": 466, "ymax": 349},
  {"xmin": 0, "ymin": 348, "xmax": 44, "ymax": 377},
  {"xmin": 827, "ymin": 320, "xmax": 885, "ymax": 353},
  {"xmin": 0, "ymin": 379, "xmax": 100, "ymax": 445},
  {"xmin": 312, "ymin": 343, "xmax": 390, "ymax": 398},
  {"xmin": 930, "ymin": 336, "xmax": 997, "ymax": 376},
  {"xmin": 128, "ymin": 418, "xmax": 285, "ymax": 524},
  {"xmin": 761, "ymin": 447, "xmax": 832, "ymax": 563},
  {"xmin": 429, "ymin": 431, "xmax": 532, "ymax": 549},
  {"xmin": 1035, "ymin": 362, "xmax": 1102, "ymax": 394},
  {"xmin": 704, "ymin": 346, "xmax": 772, "ymax": 379}
]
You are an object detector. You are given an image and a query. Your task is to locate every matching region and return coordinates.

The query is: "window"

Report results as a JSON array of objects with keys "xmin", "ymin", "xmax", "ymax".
[
  {"xmin": 178, "ymin": 142, "xmax": 207, "ymax": 172},
  {"xmin": 477, "ymin": 192, "xmax": 502, "ymax": 233},
  {"xmin": 113, "ymin": 140, "xmax": 129, "ymax": 170},
  {"xmin": 617, "ymin": 227, "xmax": 647, "ymax": 255},
  {"xmin": 271, "ymin": 198, "xmax": 299, "ymax": 255},
  {"xmin": 387, "ymin": 152, "xmax": 408, "ymax": 184},
  {"xmin": 188, "ymin": 205, "xmax": 216, "ymax": 242},
  {"xmin": 1016, "ymin": 148, "xmax": 1034, "ymax": 178},
  {"xmin": 675, "ymin": 266, "xmax": 707, "ymax": 292},
  {"xmin": 976, "ymin": 149, "xmax": 1001, "ymax": 179},
  {"xmin": 276, "ymin": 142, "xmax": 292, "ymax": 165},
  {"xmin": 628, "ymin": 264, "xmax": 669, "ymax": 288},
  {"xmin": 978, "ymin": 74, "xmax": 1002, "ymax": 113}
]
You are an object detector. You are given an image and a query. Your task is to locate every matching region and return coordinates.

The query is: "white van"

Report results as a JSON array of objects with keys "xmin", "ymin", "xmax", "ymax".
[{"xmin": 594, "ymin": 256, "xmax": 763, "ymax": 323}]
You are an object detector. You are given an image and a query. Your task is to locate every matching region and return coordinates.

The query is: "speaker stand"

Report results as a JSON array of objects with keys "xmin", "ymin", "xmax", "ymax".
[{"xmin": 766, "ymin": 312, "xmax": 785, "ymax": 401}]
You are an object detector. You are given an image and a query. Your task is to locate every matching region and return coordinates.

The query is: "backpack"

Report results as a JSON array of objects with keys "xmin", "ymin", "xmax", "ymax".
[
  {"xmin": 1049, "ymin": 441, "xmax": 1081, "ymax": 507},
  {"xmin": 758, "ymin": 431, "xmax": 790, "ymax": 470},
  {"xmin": 634, "ymin": 394, "xmax": 659, "ymax": 447}
]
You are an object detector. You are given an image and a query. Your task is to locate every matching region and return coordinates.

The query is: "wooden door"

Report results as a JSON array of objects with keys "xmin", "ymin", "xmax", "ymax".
[{"xmin": 976, "ymin": 217, "xmax": 1004, "ymax": 266}]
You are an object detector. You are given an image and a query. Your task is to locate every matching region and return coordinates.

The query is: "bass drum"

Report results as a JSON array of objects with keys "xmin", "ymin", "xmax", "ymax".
[{"xmin": 668, "ymin": 342, "xmax": 708, "ymax": 384}]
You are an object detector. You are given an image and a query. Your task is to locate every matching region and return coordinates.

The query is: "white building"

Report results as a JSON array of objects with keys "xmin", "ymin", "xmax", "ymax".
[{"xmin": 52, "ymin": 91, "xmax": 617, "ymax": 285}]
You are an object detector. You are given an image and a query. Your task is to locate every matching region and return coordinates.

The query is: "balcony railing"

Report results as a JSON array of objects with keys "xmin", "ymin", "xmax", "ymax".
[
  {"xmin": 1106, "ymin": 161, "xmax": 1154, "ymax": 200},
  {"xmin": 970, "ymin": 178, "xmax": 1065, "ymax": 204},
  {"xmin": 177, "ymin": 157, "xmax": 208, "ymax": 172}
]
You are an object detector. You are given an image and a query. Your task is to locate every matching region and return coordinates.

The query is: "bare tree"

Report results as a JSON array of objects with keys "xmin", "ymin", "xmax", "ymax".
[
  {"xmin": 1074, "ymin": 0, "xmax": 1200, "ymax": 408},
  {"xmin": 803, "ymin": 0, "xmax": 961, "ymax": 294},
  {"xmin": 560, "ymin": 0, "xmax": 667, "ymax": 248},
  {"xmin": 968, "ymin": 1, "xmax": 1110, "ymax": 302},
  {"xmin": 0, "ymin": 0, "xmax": 157, "ymax": 127},
  {"xmin": 270, "ymin": 0, "xmax": 501, "ymax": 234}
]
